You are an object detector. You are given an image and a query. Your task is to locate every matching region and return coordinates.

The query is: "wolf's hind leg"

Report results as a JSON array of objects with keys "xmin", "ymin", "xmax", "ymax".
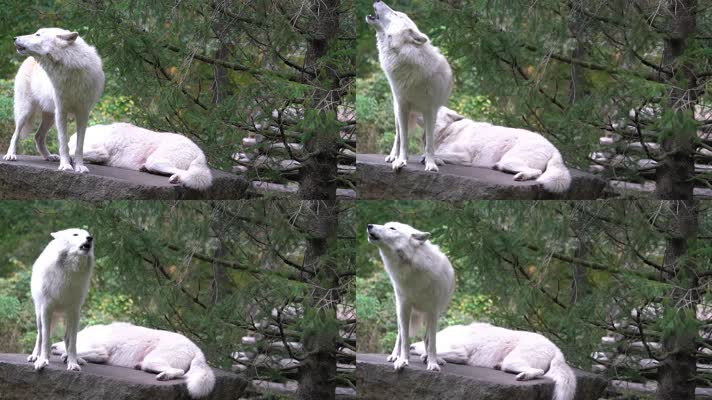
[
  {"xmin": 140, "ymin": 357, "xmax": 185, "ymax": 381},
  {"xmin": 35, "ymin": 112, "xmax": 57, "ymax": 161},
  {"xmin": 494, "ymin": 157, "xmax": 542, "ymax": 181},
  {"xmin": 501, "ymin": 356, "xmax": 546, "ymax": 381},
  {"xmin": 142, "ymin": 154, "xmax": 183, "ymax": 177}
]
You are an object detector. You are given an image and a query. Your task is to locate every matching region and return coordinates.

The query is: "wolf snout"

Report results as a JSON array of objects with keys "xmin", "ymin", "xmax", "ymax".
[
  {"xmin": 86, "ymin": 236, "xmax": 93, "ymax": 242},
  {"xmin": 367, "ymin": 224, "xmax": 374, "ymax": 230}
]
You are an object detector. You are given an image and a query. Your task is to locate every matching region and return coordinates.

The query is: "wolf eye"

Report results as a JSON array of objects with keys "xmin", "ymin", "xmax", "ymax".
[
  {"xmin": 35, "ymin": 34, "xmax": 40, "ymax": 36},
  {"xmin": 73, "ymin": 233, "xmax": 78, "ymax": 236},
  {"xmin": 389, "ymin": 227, "xmax": 396, "ymax": 230}
]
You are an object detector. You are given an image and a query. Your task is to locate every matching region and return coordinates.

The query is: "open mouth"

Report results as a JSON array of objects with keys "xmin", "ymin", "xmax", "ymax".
[
  {"xmin": 79, "ymin": 243, "xmax": 92, "ymax": 251},
  {"xmin": 368, "ymin": 232, "xmax": 379, "ymax": 241},
  {"xmin": 366, "ymin": 13, "xmax": 379, "ymax": 22},
  {"xmin": 15, "ymin": 44, "xmax": 26, "ymax": 52}
]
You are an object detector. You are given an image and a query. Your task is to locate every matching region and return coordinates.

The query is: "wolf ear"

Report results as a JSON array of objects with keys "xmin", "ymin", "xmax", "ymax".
[
  {"xmin": 412, "ymin": 232, "xmax": 431, "ymax": 242},
  {"xmin": 407, "ymin": 29, "xmax": 428, "ymax": 45},
  {"xmin": 50, "ymin": 232, "xmax": 59, "ymax": 239},
  {"xmin": 57, "ymin": 32, "xmax": 79, "ymax": 42}
]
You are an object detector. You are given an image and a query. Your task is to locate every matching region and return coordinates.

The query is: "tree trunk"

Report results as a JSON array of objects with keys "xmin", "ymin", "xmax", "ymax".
[
  {"xmin": 298, "ymin": 0, "xmax": 341, "ymax": 200},
  {"xmin": 296, "ymin": 200, "xmax": 339, "ymax": 400},
  {"xmin": 567, "ymin": 4, "xmax": 589, "ymax": 105},
  {"xmin": 656, "ymin": 0, "xmax": 698, "ymax": 200},
  {"xmin": 656, "ymin": 200, "xmax": 699, "ymax": 400}
]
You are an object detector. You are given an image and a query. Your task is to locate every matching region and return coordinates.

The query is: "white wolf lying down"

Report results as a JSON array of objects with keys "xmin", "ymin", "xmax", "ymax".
[
  {"xmin": 52, "ymin": 322, "xmax": 216, "ymax": 398},
  {"xmin": 367, "ymin": 1, "xmax": 452, "ymax": 172},
  {"xmin": 410, "ymin": 323, "xmax": 576, "ymax": 400},
  {"xmin": 29, "ymin": 228, "xmax": 94, "ymax": 372},
  {"xmin": 68, "ymin": 123, "xmax": 213, "ymax": 190},
  {"xmin": 367, "ymin": 222, "xmax": 455, "ymax": 372},
  {"xmin": 8, "ymin": 28, "xmax": 104, "ymax": 173},
  {"xmin": 423, "ymin": 107, "xmax": 572, "ymax": 193}
]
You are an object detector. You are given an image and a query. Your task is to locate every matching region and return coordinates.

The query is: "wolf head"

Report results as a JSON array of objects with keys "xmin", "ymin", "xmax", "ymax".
[
  {"xmin": 13, "ymin": 28, "xmax": 80, "ymax": 58},
  {"xmin": 50, "ymin": 228, "xmax": 94, "ymax": 256},
  {"xmin": 366, "ymin": 1, "xmax": 428, "ymax": 46},
  {"xmin": 367, "ymin": 222, "xmax": 431, "ymax": 251},
  {"xmin": 416, "ymin": 107, "xmax": 466, "ymax": 137}
]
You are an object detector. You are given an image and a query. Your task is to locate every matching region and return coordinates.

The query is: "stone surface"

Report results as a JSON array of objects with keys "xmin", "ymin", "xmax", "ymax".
[
  {"xmin": 356, "ymin": 154, "xmax": 607, "ymax": 200},
  {"xmin": 0, "ymin": 156, "xmax": 248, "ymax": 200},
  {"xmin": 356, "ymin": 353, "xmax": 607, "ymax": 400},
  {"xmin": 0, "ymin": 353, "xmax": 247, "ymax": 400}
]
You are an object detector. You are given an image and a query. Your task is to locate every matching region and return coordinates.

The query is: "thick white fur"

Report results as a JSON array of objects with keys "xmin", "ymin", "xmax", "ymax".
[
  {"xmin": 411, "ymin": 323, "xmax": 577, "ymax": 400},
  {"xmin": 6, "ymin": 28, "xmax": 104, "ymax": 173},
  {"xmin": 425, "ymin": 107, "xmax": 572, "ymax": 193},
  {"xmin": 28, "ymin": 228, "xmax": 94, "ymax": 372},
  {"xmin": 51, "ymin": 322, "xmax": 216, "ymax": 399},
  {"xmin": 68, "ymin": 123, "xmax": 213, "ymax": 190},
  {"xmin": 367, "ymin": 1, "xmax": 452, "ymax": 172},
  {"xmin": 367, "ymin": 222, "xmax": 455, "ymax": 372}
]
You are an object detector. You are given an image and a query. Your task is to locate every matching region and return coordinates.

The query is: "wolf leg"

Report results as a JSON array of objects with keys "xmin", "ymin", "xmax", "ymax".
[
  {"xmin": 35, "ymin": 112, "xmax": 57, "ymax": 161},
  {"xmin": 501, "ymin": 356, "xmax": 546, "ymax": 380}
]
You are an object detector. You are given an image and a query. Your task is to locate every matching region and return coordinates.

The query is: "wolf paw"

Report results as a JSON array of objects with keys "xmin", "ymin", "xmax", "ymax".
[
  {"xmin": 66, "ymin": 360, "xmax": 82, "ymax": 371},
  {"xmin": 169, "ymin": 174, "xmax": 181, "ymax": 184},
  {"xmin": 385, "ymin": 154, "xmax": 397, "ymax": 163},
  {"xmin": 515, "ymin": 372, "xmax": 532, "ymax": 381},
  {"xmin": 386, "ymin": 354, "xmax": 398, "ymax": 363},
  {"xmin": 393, "ymin": 357, "xmax": 409, "ymax": 371},
  {"xmin": 58, "ymin": 162, "xmax": 74, "ymax": 172},
  {"xmin": 424, "ymin": 161, "xmax": 439, "ymax": 172},
  {"xmin": 27, "ymin": 354, "xmax": 38, "ymax": 362},
  {"xmin": 3, "ymin": 153, "xmax": 16, "ymax": 161},
  {"xmin": 392, "ymin": 158, "xmax": 407, "ymax": 171},
  {"xmin": 34, "ymin": 358, "xmax": 49, "ymax": 370},
  {"xmin": 61, "ymin": 353, "xmax": 68, "ymax": 363},
  {"xmin": 513, "ymin": 170, "xmax": 541, "ymax": 181},
  {"xmin": 426, "ymin": 361, "xmax": 441, "ymax": 372},
  {"xmin": 156, "ymin": 372, "xmax": 170, "ymax": 381},
  {"xmin": 74, "ymin": 164, "xmax": 89, "ymax": 174},
  {"xmin": 45, "ymin": 154, "xmax": 60, "ymax": 162},
  {"xmin": 420, "ymin": 155, "xmax": 444, "ymax": 166}
]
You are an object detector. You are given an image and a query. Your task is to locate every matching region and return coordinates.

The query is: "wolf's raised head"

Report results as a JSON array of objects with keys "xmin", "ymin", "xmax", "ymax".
[
  {"xmin": 13, "ymin": 28, "xmax": 80, "ymax": 58},
  {"xmin": 367, "ymin": 222, "xmax": 431, "ymax": 251},
  {"xmin": 50, "ymin": 228, "xmax": 93, "ymax": 256},
  {"xmin": 366, "ymin": 1, "xmax": 428, "ymax": 46}
]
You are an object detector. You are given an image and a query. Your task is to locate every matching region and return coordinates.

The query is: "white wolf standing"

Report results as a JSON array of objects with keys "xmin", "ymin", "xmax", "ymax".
[
  {"xmin": 411, "ymin": 323, "xmax": 577, "ymax": 400},
  {"xmin": 423, "ymin": 107, "xmax": 572, "ymax": 193},
  {"xmin": 367, "ymin": 222, "xmax": 455, "ymax": 371},
  {"xmin": 367, "ymin": 1, "xmax": 452, "ymax": 172},
  {"xmin": 6, "ymin": 28, "xmax": 104, "ymax": 173},
  {"xmin": 28, "ymin": 228, "xmax": 94, "ymax": 372},
  {"xmin": 68, "ymin": 123, "xmax": 213, "ymax": 190},
  {"xmin": 51, "ymin": 322, "xmax": 216, "ymax": 398}
]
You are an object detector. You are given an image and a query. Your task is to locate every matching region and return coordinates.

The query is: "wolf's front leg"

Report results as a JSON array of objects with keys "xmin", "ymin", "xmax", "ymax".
[
  {"xmin": 424, "ymin": 313, "xmax": 444, "ymax": 371},
  {"xmin": 55, "ymin": 109, "xmax": 74, "ymax": 172},
  {"xmin": 387, "ymin": 333, "xmax": 401, "ymax": 362},
  {"xmin": 394, "ymin": 302, "xmax": 411, "ymax": 371},
  {"xmin": 71, "ymin": 113, "xmax": 90, "ymax": 173},
  {"xmin": 27, "ymin": 305, "xmax": 42, "ymax": 362},
  {"xmin": 63, "ymin": 311, "xmax": 84, "ymax": 371},
  {"xmin": 422, "ymin": 108, "xmax": 439, "ymax": 172},
  {"xmin": 385, "ymin": 110, "xmax": 400, "ymax": 163},
  {"xmin": 392, "ymin": 106, "xmax": 410, "ymax": 171},
  {"xmin": 34, "ymin": 307, "xmax": 52, "ymax": 370}
]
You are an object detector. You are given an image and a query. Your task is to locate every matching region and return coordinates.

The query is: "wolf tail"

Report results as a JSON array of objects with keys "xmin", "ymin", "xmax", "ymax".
[
  {"xmin": 536, "ymin": 151, "xmax": 571, "ymax": 194},
  {"xmin": 184, "ymin": 352, "xmax": 216, "ymax": 398},
  {"xmin": 544, "ymin": 351, "xmax": 576, "ymax": 400},
  {"xmin": 174, "ymin": 153, "xmax": 213, "ymax": 191}
]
